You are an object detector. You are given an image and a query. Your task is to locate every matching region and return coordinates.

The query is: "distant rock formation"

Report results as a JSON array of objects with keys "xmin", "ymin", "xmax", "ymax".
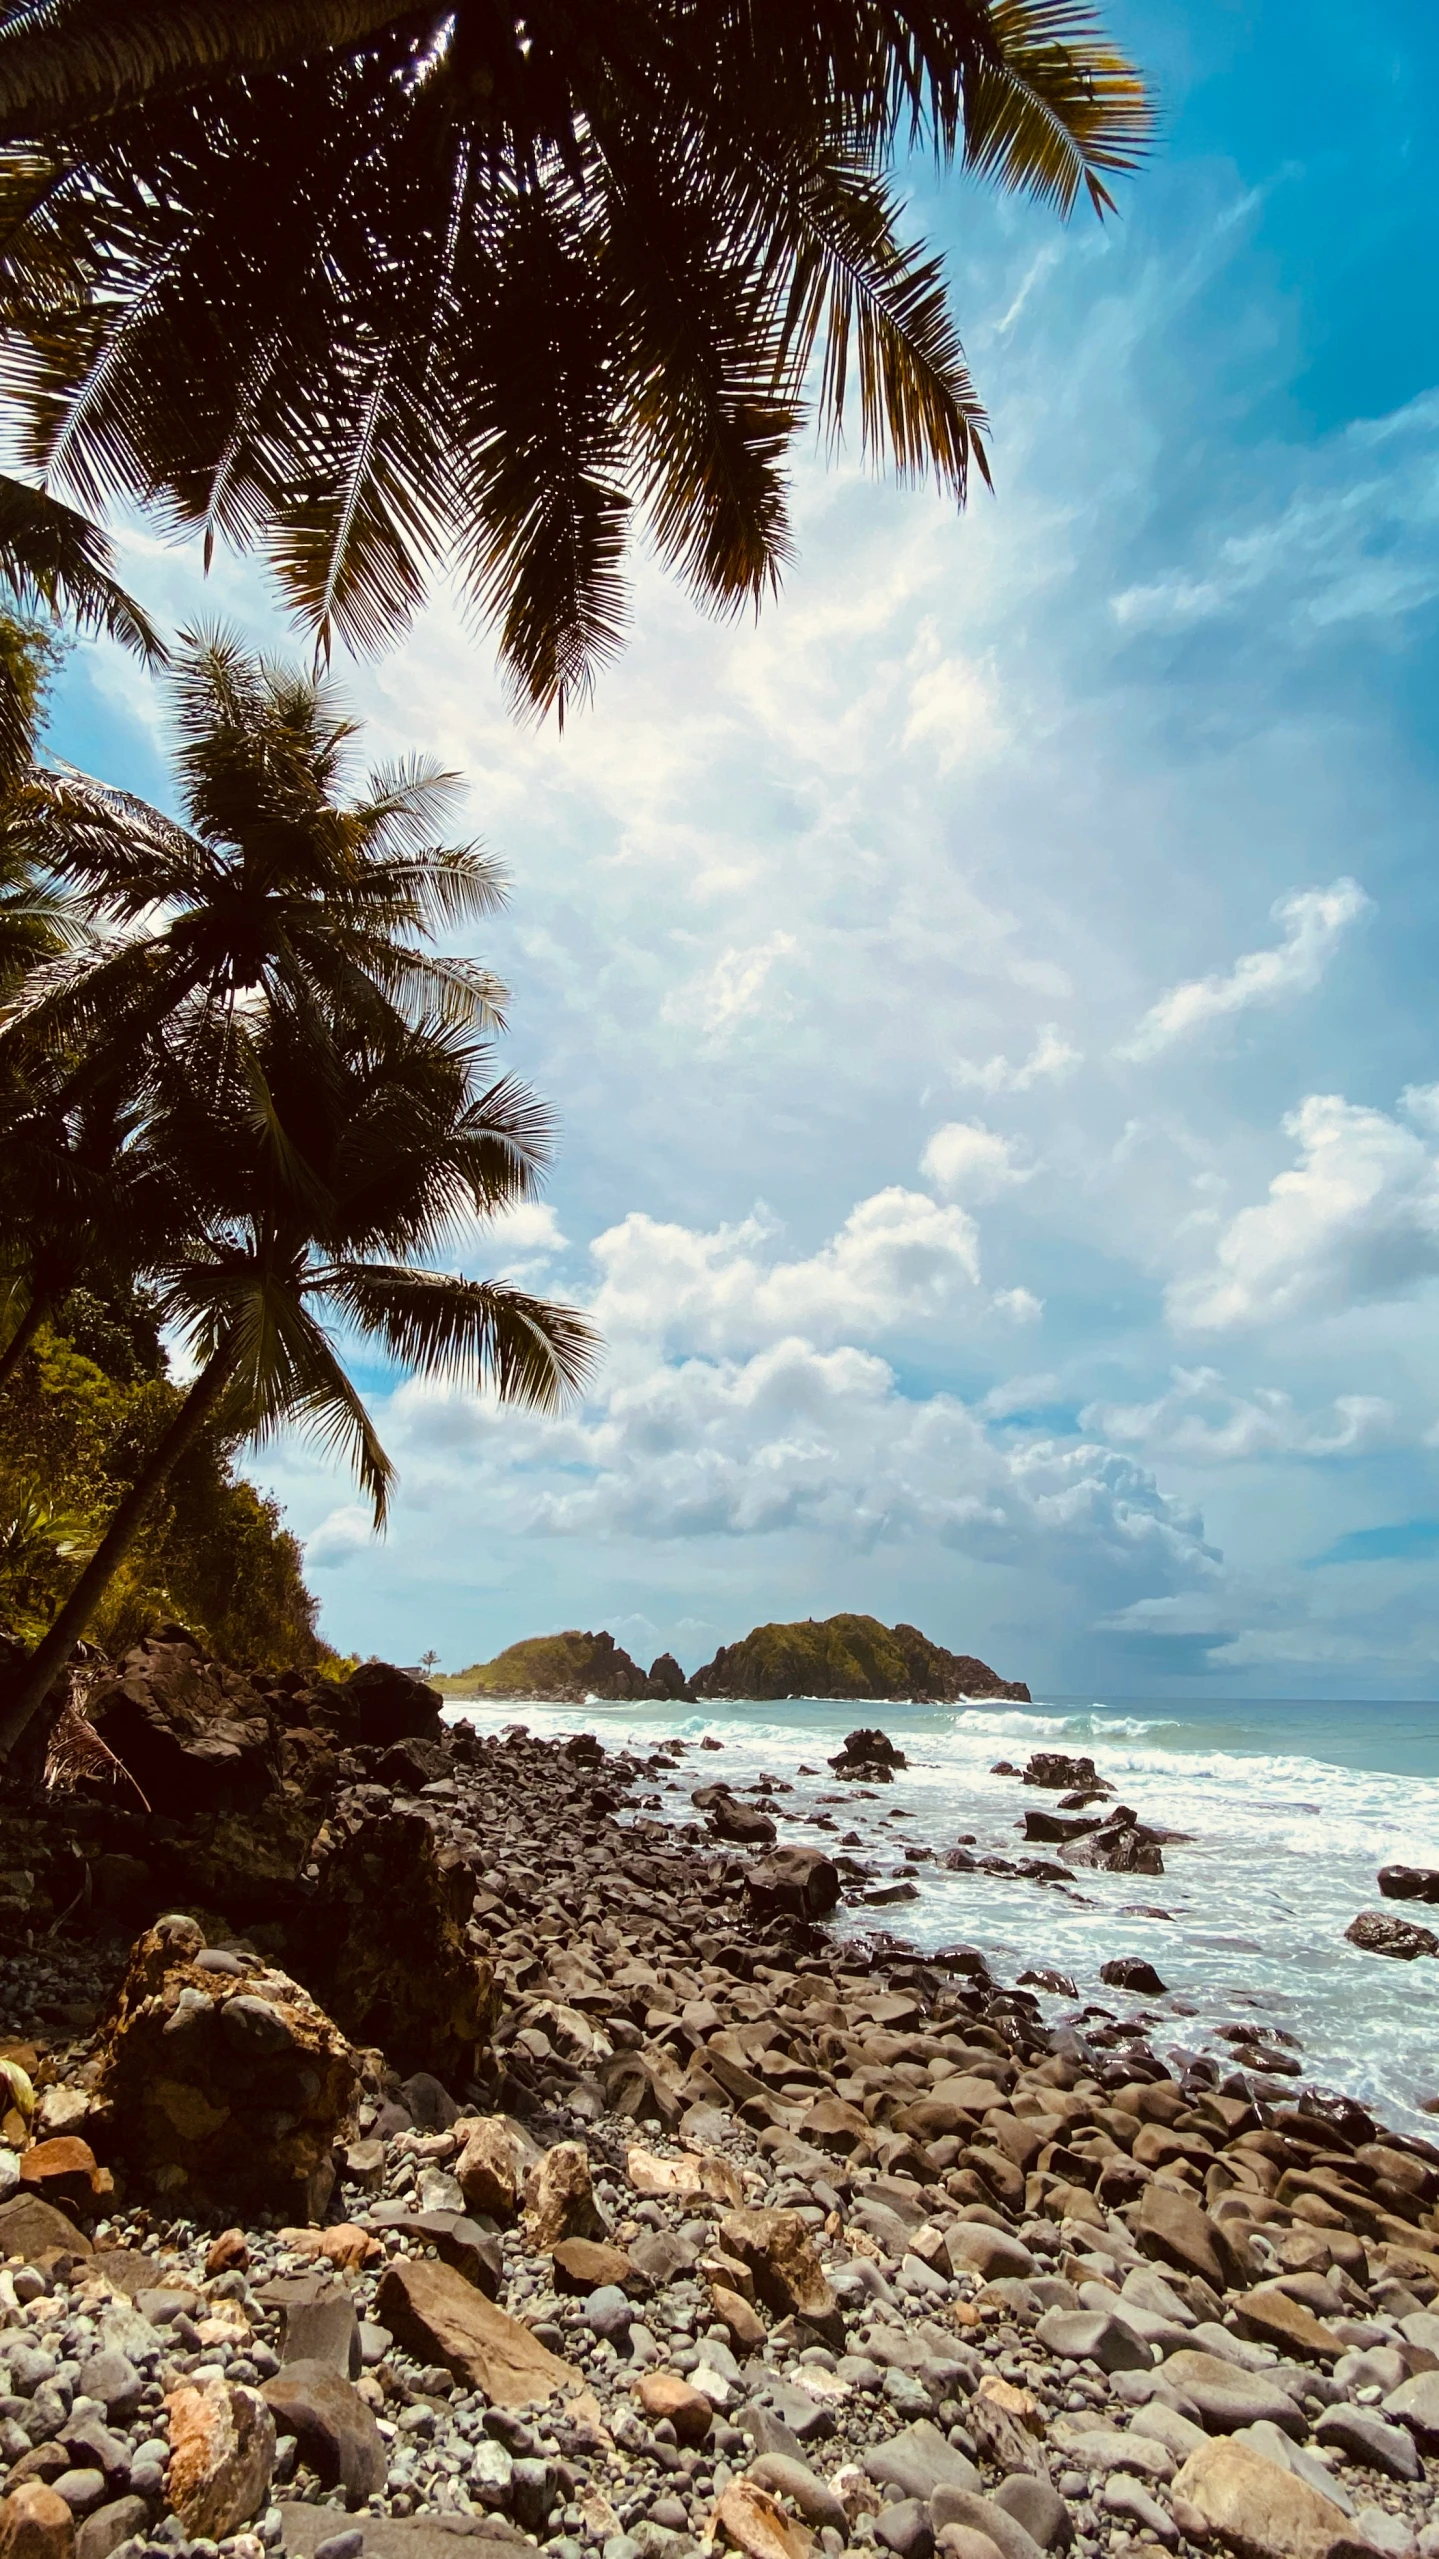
[
  {"xmin": 446, "ymin": 1610, "xmax": 1028, "ymax": 1704},
  {"xmin": 442, "ymin": 1629, "xmax": 680, "ymax": 1704},
  {"xmin": 689, "ymin": 1613, "xmax": 1028, "ymax": 1702}
]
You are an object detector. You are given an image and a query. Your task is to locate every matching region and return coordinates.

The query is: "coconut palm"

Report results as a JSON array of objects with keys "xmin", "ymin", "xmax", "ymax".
[
  {"xmin": 0, "ymin": 1001, "xmax": 596, "ymax": 1755},
  {"xmin": 0, "ymin": 625, "xmax": 511, "ymax": 1370},
  {"xmin": 0, "ymin": 2, "xmax": 1152, "ymax": 718}
]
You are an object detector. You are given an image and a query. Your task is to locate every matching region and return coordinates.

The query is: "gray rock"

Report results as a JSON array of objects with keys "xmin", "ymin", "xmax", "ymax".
[
  {"xmin": 1128, "ymin": 2403, "xmax": 1206, "ymax": 2460},
  {"xmin": 1314, "ymin": 2406, "xmax": 1423, "ymax": 2480},
  {"xmin": 585, "ymin": 2286, "xmax": 634, "ymax": 2343},
  {"xmin": 876, "ymin": 2499, "xmax": 934, "ymax": 2559},
  {"xmin": 75, "ymin": 2499, "xmax": 151, "ymax": 2559},
  {"xmin": 1230, "ymin": 2422, "xmax": 1354, "ymax": 2515},
  {"xmin": 54, "ymin": 2469, "xmax": 109, "ymax": 2516},
  {"xmin": 1099, "ymin": 2475, "xmax": 1176, "ymax": 2547},
  {"xmin": 220, "ymin": 1994, "xmax": 297, "ymax": 2053},
  {"xmin": 75, "ymin": 2356, "xmax": 143, "ymax": 2423},
  {"xmin": 261, "ymin": 2362, "xmax": 387, "ymax": 2507},
  {"xmin": 279, "ymin": 2288, "xmax": 361, "ymax": 2380},
  {"xmin": 745, "ymin": 2455, "xmax": 848, "ymax": 2536},
  {"xmin": 992, "ymin": 2477, "xmax": 1072, "ymax": 2551},
  {"xmin": 1033, "ymin": 2310, "xmax": 1151, "ymax": 2375},
  {"xmin": 1160, "ymin": 2350, "xmax": 1307, "ymax": 2437},
  {"xmin": 312, "ymin": 2534, "xmax": 365, "ymax": 2559},
  {"xmin": 734, "ymin": 2404, "xmax": 805, "ymax": 2463},
  {"xmin": 929, "ymin": 2488, "xmax": 1045, "ymax": 2559},
  {"xmin": 866, "ymin": 2421, "xmax": 981, "ymax": 2504},
  {"xmin": 1382, "ymin": 2369, "xmax": 1439, "ymax": 2451}
]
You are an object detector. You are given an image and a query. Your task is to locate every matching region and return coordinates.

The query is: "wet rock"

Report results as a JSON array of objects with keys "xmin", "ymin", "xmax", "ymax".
[
  {"xmin": 829, "ymin": 1730, "xmax": 908, "ymax": 1779},
  {"xmin": 290, "ymin": 1808, "xmax": 498, "ymax": 2083},
  {"xmin": 744, "ymin": 1849, "xmax": 840, "ymax": 1921},
  {"xmin": 376, "ymin": 2255, "xmax": 583, "ymax": 2405},
  {"xmin": 718, "ymin": 2209, "xmax": 843, "ymax": 2346},
  {"xmin": 164, "ymin": 2376, "xmax": 275, "ymax": 2540},
  {"xmin": 260, "ymin": 2362, "xmax": 386, "ymax": 2506},
  {"xmin": 1377, "ymin": 1863, "xmax": 1439, "ymax": 1901},
  {"xmin": 1021, "ymin": 1755, "xmax": 1099, "ymax": 1792},
  {"xmin": 1345, "ymin": 1912, "xmax": 1439, "ymax": 1960},
  {"xmin": 0, "ymin": 2484, "xmax": 74, "ymax": 2559},
  {"xmin": 1169, "ymin": 2436, "xmax": 1348, "ymax": 2559},
  {"xmin": 1099, "ymin": 1956, "xmax": 1168, "ymax": 1994},
  {"xmin": 93, "ymin": 1916, "xmax": 356, "ymax": 2218},
  {"xmin": 705, "ymin": 1794, "xmax": 778, "ymax": 1847}
]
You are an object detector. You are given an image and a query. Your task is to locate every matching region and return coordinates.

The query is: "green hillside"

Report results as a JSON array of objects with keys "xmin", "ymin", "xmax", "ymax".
[
  {"xmin": 440, "ymin": 1628, "xmax": 650, "ymax": 1701},
  {"xmin": 690, "ymin": 1613, "xmax": 1027, "ymax": 1702}
]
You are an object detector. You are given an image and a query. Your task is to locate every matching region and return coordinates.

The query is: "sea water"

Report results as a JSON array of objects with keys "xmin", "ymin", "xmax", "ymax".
[{"xmin": 444, "ymin": 1690, "xmax": 1439, "ymax": 2135}]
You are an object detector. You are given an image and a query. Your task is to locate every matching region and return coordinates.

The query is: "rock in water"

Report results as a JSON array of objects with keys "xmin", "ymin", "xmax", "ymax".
[
  {"xmin": 164, "ymin": 2377, "xmax": 275, "ymax": 2540},
  {"xmin": 1100, "ymin": 1956, "xmax": 1168, "ymax": 1995},
  {"xmin": 1345, "ymin": 1910, "xmax": 1439, "ymax": 1959},
  {"xmin": 690, "ymin": 1614, "xmax": 1028, "ymax": 1702},
  {"xmin": 1021, "ymin": 1753, "xmax": 1100, "ymax": 1791},
  {"xmin": 289, "ymin": 1808, "xmax": 498, "ymax": 2083},
  {"xmin": 1377, "ymin": 1865, "xmax": 1439, "ymax": 1904},
  {"xmin": 94, "ymin": 1913, "xmax": 357, "ymax": 2218}
]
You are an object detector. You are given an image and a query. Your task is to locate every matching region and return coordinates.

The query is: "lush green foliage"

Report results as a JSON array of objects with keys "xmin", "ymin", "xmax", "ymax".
[
  {"xmin": 0, "ymin": 2, "xmax": 1151, "ymax": 718},
  {"xmin": 692, "ymin": 1609, "xmax": 1024, "ymax": 1698},
  {"xmin": 443, "ymin": 1630, "xmax": 626, "ymax": 1696},
  {"xmin": 0, "ymin": 1288, "xmax": 322, "ymax": 1665}
]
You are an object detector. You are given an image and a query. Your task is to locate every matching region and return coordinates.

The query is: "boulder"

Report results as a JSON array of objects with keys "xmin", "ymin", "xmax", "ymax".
[
  {"xmin": 1311, "ymin": 2409, "xmax": 1421, "ymax": 2482},
  {"xmin": 93, "ymin": 1915, "xmax": 357, "ymax": 2218},
  {"xmin": 1169, "ymin": 2436, "xmax": 1348, "ymax": 2559},
  {"xmin": 1066, "ymin": 1822, "xmax": 1165, "ymax": 1876},
  {"xmin": 719, "ymin": 2209, "xmax": 844, "ymax": 2346},
  {"xmin": 1160, "ymin": 2353, "xmax": 1306, "ymax": 2438},
  {"xmin": 523, "ymin": 2141, "xmax": 604, "ymax": 2249},
  {"xmin": 164, "ymin": 2377, "xmax": 276, "ymax": 2540},
  {"xmin": 745, "ymin": 1848, "xmax": 841, "ymax": 1920},
  {"xmin": 85, "ymin": 1633, "xmax": 281, "ymax": 1817},
  {"xmin": 375, "ymin": 1736, "xmax": 453, "ymax": 1791},
  {"xmin": 73, "ymin": 2499, "xmax": 148, "ymax": 2559},
  {"xmin": 944, "ymin": 2226, "xmax": 1035, "ymax": 2283},
  {"xmin": 1138, "ymin": 2181, "xmax": 1232, "ymax": 2291},
  {"xmin": 1381, "ymin": 2370, "xmax": 1439, "ymax": 2452},
  {"xmin": 1345, "ymin": 1912, "xmax": 1439, "ymax": 1960},
  {"xmin": 705, "ymin": 1794, "xmax": 778, "ymax": 1847},
  {"xmin": 1377, "ymin": 1865, "xmax": 1439, "ymax": 1904},
  {"xmin": 930, "ymin": 2490, "xmax": 1045, "ymax": 2559},
  {"xmin": 17, "ymin": 2140, "xmax": 110, "ymax": 2220},
  {"xmin": 376, "ymin": 2256, "xmax": 583, "ymax": 2406},
  {"xmin": 1099, "ymin": 1957, "xmax": 1168, "ymax": 1995},
  {"xmin": 260, "ymin": 2363, "xmax": 386, "ymax": 2505},
  {"xmin": 1034, "ymin": 2310, "xmax": 1151, "ymax": 2375},
  {"xmin": 330, "ymin": 1661, "xmax": 443, "ymax": 1747},
  {"xmin": 289, "ymin": 1808, "xmax": 497, "ymax": 2083},
  {"xmin": 456, "ymin": 2116, "xmax": 540, "ymax": 2218},
  {"xmin": 635, "ymin": 2371, "xmax": 713, "ymax": 2445},
  {"xmin": 829, "ymin": 1730, "xmax": 908, "ymax": 1777},
  {"xmin": 1231, "ymin": 2286, "xmax": 1342, "ymax": 2362},
  {"xmin": 550, "ymin": 2237, "xmax": 634, "ymax": 2294},
  {"xmin": 0, "ymin": 2485, "xmax": 74, "ymax": 2559},
  {"xmin": 1021, "ymin": 1754, "xmax": 1099, "ymax": 1791},
  {"xmin": 865, "ymin": 2425, "xmax": 981, "ymax": 2504}
]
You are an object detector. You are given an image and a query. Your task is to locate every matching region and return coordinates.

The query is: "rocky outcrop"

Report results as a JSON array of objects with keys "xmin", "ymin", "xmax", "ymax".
[
  {"xmin": 442, "ymin": 1630, "xmax": 685, "ymax": 1704},
  {"xmin": 289, "ymin": 1806, "xmax": 498, "ymax": 2085},
  {"xmin": 93, "ymin": 1912, "xmax": 357, "ymax": 2217},
  {"xmin": 829, "ymin": 1728, "xmax": 907, "ymax": 1779},
  {"xmin": 1346, "ymin": 1910, "xmax": 1439, "ymax": 1959},
  {"xmin": 1378, "ymin": 1865, "xmax": 1439, "ymax": 1904},
  {"xmin": 692, "ymin": 1615, "xmax": 1028, "ymax": 1702},
  {"xmin": 85, "ymin": 1632, "xmax": 283, "ymax": 1818}
]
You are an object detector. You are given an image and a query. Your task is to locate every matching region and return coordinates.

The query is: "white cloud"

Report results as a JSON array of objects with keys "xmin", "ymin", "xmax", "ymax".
[
  {"xmin": 476, "ymin": 1200, "xmax": 568, "ymax": 1279},
  {"xmin": 1170, "ymin": 1094, "xmax": 1439, "ymax": 1331},
  {"xmin": 1082, "ymin": 1366, "xmax": 1399, "ymax": 1461},
  {"xmin": 953, "ymin": 1026, "xmax": 1081, "ymax": 1094},
  {"xmin": 992, "ymin": 1287, "xmax": 1044, "ymax": 1325},
  {"xmin": 588, "ymin": 1187, "xmax": 983, "ymax": 1353},
  {"xmin": 305, "ymin": 1505, "xmax": 378, "ymax": 1568},
  {"xmin": 920, "ymin": 1120, "xmax": 1031, "ymax": 1200},
  {"xmin": 1121, "ymin": 880, "xmax": 1370, "ymax": 1061},
  {"xmin": 660, "ymin": 930, "xmax": 798, "ymax": 1038}
]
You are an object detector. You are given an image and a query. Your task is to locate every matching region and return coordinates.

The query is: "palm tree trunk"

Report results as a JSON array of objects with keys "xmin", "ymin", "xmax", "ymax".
[
  {"xmin": 0, "ymin": 1290, "xmax": 47, "ymax": 1394},
  {"xmin": 0, "ymin": 1336, "xmax": 239, "ymax": 1759}
]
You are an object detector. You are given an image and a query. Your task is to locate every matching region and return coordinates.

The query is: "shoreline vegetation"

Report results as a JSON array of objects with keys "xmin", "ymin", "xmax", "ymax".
[{"xmin": 438, "ymin": 1618, "xmax": 1032, "ymax": 1709}]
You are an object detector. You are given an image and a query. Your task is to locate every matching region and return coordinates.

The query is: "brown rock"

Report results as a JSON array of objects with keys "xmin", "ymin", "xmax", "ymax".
[
  {"xmin": 551, "ymin": 2238, "xmax": 635, "ymax": 2294},
  {"xmin": 712, "ymin": 2283, "xmax": 767, "ymax": 2350},
  {"xmin": 0, "ymin": 2485, "xmax": 74, "ymax": 2559},
  {"xmin": 0, "ymin": 2195, "xmax": 91, "ymax": 2263},
  {"xmin": 73, "ymin": 2499, "xmax": 148, "ymax": 2559},
  {"xmin": 85, "ymin": 1633, "xmax": 282, "ymax": 1818},
  {"xmin": 718, "ymin": 2209, "xmax": 844, "ymax": 2347},
  {"xmin": 635, "ymin": 2370, "xmax": 714, "ymax": 2445},
  {"xmin": 744, "ymin": 1849, "xmax": 841, "ymax": 1920},
  {"xmin": 1169, "ymin": 2438, "xmax": 1348, "ymax": 2559},
  {"xmin": 164, "ymin": 2378, "xmax": 276, "ymax": 2540},
  {"xmin": 627, "ymin": 2145, "xmax": 743, "ymax": 2206},
  {"xmin": 967, "ymin": 2379, "xmax": 1048, "ymax": 2479},
  {"xmin": 800, "ymin": 2098, "xmax": 872, "ymax": 2157},
  {"xmin": 260, "ymin": 2362, "xmax": 386, "ymax": 2506},
  {"xmin": 712, "ymin": 2478, "xmax": 813, "ymax": 2559},
  {"xmin": 456, "ymin": 2116, "xmax": 539, "ymax": 2219},
  {"xmin": 376, "ymin": 2256, "xmax": 583, "ymax": 2407},
  {"xmin": 524, "ymin": 2141, "xmax": 603, "ymax": 2248},
  {"xmin": 1345, "ymin": 1911, "xmax": 1438, "ymax": 1960},
  {"xmin": 1232, "ymin": 2285, "xmax": 1343, "ymax": 2362},
  {"xmin": 17, "ymin": 2141, "xmax": 110, "ymax": 2217},
  {"xmin": 205, "ymin": 2229, "xmax": 250, "ymax": 2278},
  {"xmin": 1138, "ymin": 2180, "xmax": 1230, "ymax": 2292},
  {"xmin": 94, "ymin": 1919, "xmax": 357, "ymax": 2220}
]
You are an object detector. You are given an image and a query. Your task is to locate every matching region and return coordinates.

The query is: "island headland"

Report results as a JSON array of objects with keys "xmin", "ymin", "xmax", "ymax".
[{"xmin": 440, "ymin": 1615, "xmax": 1031, "ymax": 1707}]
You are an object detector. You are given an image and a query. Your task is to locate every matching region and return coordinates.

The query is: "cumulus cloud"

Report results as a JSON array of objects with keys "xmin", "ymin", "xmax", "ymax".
[
  {"xmin": 953, "ymin": 1026, "xmax": 1081, "ymax": 1094},
  {"xmin": 1120, "ymin": 880, "xmax": 1370, "ymax": 1061},
  {"xmin": 661, "ymin": 930, "xmax": 798, "ymax": 1037},
  {"xmin": 390, "ymin": 1334, "xmax": 1216, "ymax": 1601},
  {"xmin": 477, "ymin": 1200, "xmax": 568, "ymax": 1279},
  {"xmin": 1082, "ymin": 1366, "xmax": 1398, "ymax": 1460},
  {"xmin": 1170, "ymin": 1094, "xmax": 1439, "ymax": 1330},
  {"xmin": 587, "ymin": 1188, "xmax": 984, "ymax": 1352},
  {"xmin": 305, "ymin": 1504, "xmax": 378, "ymax": 1567},
  {"xmin": 921, "ymin": 1120, "xmax": 1032, "ymax": 1200}
]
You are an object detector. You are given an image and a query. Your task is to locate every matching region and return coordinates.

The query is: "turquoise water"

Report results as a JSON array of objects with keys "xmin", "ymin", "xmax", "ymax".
[{"xmin": 448, "ymin": 1688, "xmax": 1439, "ymax": 2135}]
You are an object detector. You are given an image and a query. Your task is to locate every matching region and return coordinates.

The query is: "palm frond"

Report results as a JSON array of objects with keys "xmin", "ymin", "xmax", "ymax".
[
  {"xmin": 0, "ymin": 472, "xmax": 163, "ymax": 658},
  {"xmin": 964, "ymin": 0, "xmax": 1156, "ymax": 215},
  {"xmin": 322, "ymin": 1260, "xmax": 598, "ymax": 1412}
]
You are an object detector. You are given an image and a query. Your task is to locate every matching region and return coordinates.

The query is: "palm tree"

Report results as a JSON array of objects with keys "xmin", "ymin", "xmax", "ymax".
[
  {"xmin": 0, "ymin": 1002, "xmax": 596, "ymax": 1756},
  {"xmin": 0, "ymin": 3, "xmax": 1152, "ymax": 719},
  {"xmin": 0, "ymin": 626, "xmax": 510, "ymax": 1375}
]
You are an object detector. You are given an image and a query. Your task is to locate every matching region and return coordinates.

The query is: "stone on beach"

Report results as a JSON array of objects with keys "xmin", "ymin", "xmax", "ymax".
[{"xmin": 163, "ymin": 2377, "xmax": 275, "ymax": 2541}]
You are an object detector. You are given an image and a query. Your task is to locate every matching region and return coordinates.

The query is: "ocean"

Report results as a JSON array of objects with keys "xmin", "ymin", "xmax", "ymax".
[{"xmin": 442, "ymin": 1689, "xmax": 1439, "ymax": 2139}]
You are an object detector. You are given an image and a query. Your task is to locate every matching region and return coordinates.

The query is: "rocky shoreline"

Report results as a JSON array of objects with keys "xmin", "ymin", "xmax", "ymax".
[{"xmin": 3, "ymin": 1657, "xmax": 1439, "ymax": 2559}]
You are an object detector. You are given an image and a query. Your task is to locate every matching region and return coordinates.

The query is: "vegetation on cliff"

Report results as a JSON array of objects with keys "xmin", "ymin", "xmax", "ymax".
[
  {"xmin": 692, "ymin": 1613, "xmax": 1028, "ymax": 1699},
  {"xmin": 443, "ymin": 1629, "xmax": 687, "ymax": 1704}
]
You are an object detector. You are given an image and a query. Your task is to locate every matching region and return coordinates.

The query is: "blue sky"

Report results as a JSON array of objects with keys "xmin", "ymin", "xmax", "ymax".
[{"xmin": 44, "ymin": 0, "xmax": 1439, "ymax": 1696}]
